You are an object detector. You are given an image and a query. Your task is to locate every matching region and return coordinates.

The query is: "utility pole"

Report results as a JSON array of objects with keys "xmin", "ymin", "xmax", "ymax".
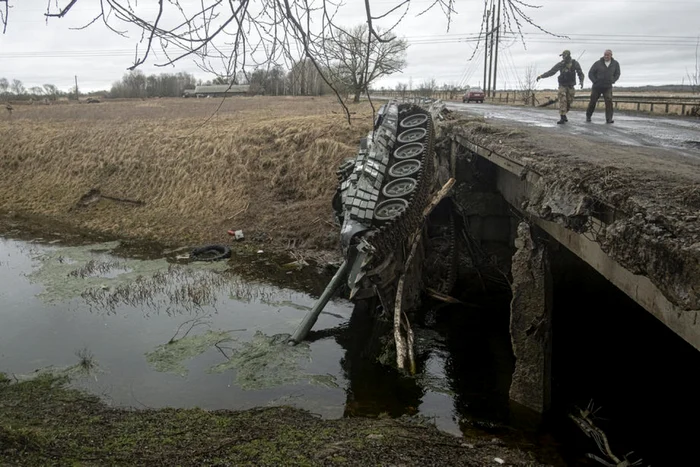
[
  {"xmin": 487, "ymin": 0, "xmax": 496, "ymax": 97},
  {"xmin": 483, "ymin": 6, "xmax": 490, "ymax": 95},
  {"xmin": 492, "ymin": 0, "xmax": 502, "ymax": 97},
  {"xmin": 74, "ymin": 75, "xmax": 79, "ymax": 102}
]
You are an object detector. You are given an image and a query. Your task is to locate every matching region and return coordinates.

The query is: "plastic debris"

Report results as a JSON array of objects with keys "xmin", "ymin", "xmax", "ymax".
[
  {"xmin": 282, "ymin": 259, "xmax": 309, "ymax": 271},
  {"xmin": 494, "ymin": 458, "xmax": 504, "ymax": 464}
]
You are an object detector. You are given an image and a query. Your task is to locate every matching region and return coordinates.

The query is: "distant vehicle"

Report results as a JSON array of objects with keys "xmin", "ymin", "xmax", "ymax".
[
  {"xmin": 463, "ymin": 88, "xmax": 485, "ymax": 103},
  {"xmin": 86, "ymin": 97, "xmax": 101, "ymax": 104}
]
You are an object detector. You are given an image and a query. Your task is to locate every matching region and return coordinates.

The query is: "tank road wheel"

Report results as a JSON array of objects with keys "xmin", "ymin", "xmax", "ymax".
[
  {"xmin": 394, "ymin": 142, "xmax": 424, "ymax": 160},
  {"xmin": 400, "ymin": 114, "xmax": 429, "ymax": 129},
  {"xmin": 374, "ymin": 199, "xmax": 409, "ymax": 222},
  {"xmin": 382, "ymin": 177, "xmax": 418, "ymax": 198},
  {"xmin": 388, "ymin": 159, "xmax": 422, "ymax": 178},
  {"xmin": 397, "ymin": 128, "xmax": 427, "ymax": 143}
]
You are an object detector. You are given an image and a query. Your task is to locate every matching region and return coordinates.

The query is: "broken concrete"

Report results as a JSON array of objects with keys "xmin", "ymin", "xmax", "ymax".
[
  {"xmin": 445, "ymin": 116, "xmax": 700, "ymax": 313},
  {"xmin": 508, "ymin": 222, "xmax": 553, "ymax": 413}
]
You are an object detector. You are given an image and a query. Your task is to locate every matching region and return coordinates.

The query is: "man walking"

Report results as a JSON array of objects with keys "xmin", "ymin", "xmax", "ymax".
[
  {"xmin": 536, "ymin": 50, "xmax": 584, "ymax": 124},
  {"xmin": 586, "ymin": 49, "xmax": 621, "ymax": 123}
]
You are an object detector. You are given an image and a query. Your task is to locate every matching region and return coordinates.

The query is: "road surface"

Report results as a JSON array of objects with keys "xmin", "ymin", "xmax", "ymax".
[{"xmin": 447, "ymin": 101, "xmax": 700, "ymax": 159}]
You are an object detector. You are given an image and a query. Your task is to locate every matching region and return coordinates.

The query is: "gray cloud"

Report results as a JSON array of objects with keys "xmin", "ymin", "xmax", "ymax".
[{"xmin": 1, "ymin": 0, "xmax": 698, "ymax": 92}]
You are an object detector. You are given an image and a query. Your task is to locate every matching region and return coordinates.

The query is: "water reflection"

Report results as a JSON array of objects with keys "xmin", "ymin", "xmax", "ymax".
[
  {"xmin": 335, "ymin": 302, "xmax": 428, "ymax": 418},
  {"xmin": 0, "ymin": 235, "xmax": 514, "ymax": 441}
]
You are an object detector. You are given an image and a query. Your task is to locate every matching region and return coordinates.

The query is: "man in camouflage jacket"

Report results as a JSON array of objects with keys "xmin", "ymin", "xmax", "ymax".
[{"xmin": 537, "ymin": 50, "xmax": 585, "ymax": 124}]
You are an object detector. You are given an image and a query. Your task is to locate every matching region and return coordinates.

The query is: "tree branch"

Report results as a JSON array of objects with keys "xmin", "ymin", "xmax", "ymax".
[{"xmin": 44, "ymin": 0, "xmax": 79, "ymax": 18}]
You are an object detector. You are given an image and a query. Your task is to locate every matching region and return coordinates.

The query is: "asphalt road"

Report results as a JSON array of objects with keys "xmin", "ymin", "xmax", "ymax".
[{"xmin": 446, "ymin": 101, "xmax": 700, "ymax": 158}]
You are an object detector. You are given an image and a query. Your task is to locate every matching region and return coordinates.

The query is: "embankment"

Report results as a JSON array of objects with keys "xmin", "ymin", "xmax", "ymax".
[{"xmin": 0, "ymin": 97, "xmax": 373, "ymax": 257}]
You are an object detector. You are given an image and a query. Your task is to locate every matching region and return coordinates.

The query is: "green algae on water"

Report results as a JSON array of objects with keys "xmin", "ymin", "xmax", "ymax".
[
  {"xmin": 145, "ymin": 329, "xmax": 235, "ymax": 376},
  {"xmin": 209, "ymin": 331, "xmax": 313, "ymax": 390}
]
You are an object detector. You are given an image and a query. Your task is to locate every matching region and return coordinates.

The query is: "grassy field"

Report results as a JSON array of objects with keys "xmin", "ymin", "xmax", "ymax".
[{"xmin": 0, "ymin": 97, "xmax": 374, "ymax": 256}]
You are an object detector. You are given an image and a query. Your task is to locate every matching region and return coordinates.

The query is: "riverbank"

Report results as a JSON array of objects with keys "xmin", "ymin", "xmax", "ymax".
[{"xmin": 0, "ymin": 373, "xmax": 552, "ymax": 466}]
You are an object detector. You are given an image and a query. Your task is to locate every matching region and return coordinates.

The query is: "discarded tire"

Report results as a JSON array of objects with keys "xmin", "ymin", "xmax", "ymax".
[{"xmin": 190, "ymin": 244, "xmax": 231, "ymax": 261}]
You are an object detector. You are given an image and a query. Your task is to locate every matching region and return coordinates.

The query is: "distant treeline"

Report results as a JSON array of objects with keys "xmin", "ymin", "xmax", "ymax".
[
  {"xmin": 109, "ymin": 62, "xmax": 340, "ymax": 98},
  {"xmin": 109, "ymin": 72, "xmax": 198, "ymax": 98},
  {"xmin": 613, "ymin": 85, "xmax": 698, "ymax": 93},
  {"xmin": 0, "ymin": 77, "xmax": 70, "ymax": 100}
]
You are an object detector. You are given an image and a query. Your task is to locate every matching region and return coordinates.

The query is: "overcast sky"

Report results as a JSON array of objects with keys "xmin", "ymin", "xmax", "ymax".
[{"xmin": 1, "ymin": 0, "xmax": 699, "ymax": 92}]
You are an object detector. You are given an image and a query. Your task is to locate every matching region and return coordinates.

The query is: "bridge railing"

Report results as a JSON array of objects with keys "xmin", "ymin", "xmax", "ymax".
[{"xmin": 369, "ymin": 90, "xmax": 700, "ymax": 116}]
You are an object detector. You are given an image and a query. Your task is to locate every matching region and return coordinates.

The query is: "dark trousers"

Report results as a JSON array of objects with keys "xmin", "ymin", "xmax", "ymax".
[{"xmin": 586, "ymin": 85, "xmax": 614, "ymax": 122}]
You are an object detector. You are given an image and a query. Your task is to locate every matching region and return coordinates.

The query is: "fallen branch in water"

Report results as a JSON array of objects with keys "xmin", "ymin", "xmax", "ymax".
[
  {"xmin": 425, "ymin": 287, "xmax": 463, "ymax": 304},
  {"xmin": 394, "ymin": 178, "xmax": 456, "ymax": 372},
  {"xmin": 569, "ymin": 400, "xmax": 643, "ymax": 467}
]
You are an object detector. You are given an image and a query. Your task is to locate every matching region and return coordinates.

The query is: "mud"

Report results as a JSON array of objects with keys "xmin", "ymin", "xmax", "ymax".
[
  {"xmin": 443, "ymin": 115, "xmax": 700, "ymax": 311},
  {"xmin": 0, "ymin": 374, "xmax": 554, "ymax": 466}
]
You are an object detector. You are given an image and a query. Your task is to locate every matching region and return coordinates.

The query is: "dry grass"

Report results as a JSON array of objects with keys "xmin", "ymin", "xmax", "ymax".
[{"xmin": 0, "ymin": 96, "xmax": 374, "ymax": 254}]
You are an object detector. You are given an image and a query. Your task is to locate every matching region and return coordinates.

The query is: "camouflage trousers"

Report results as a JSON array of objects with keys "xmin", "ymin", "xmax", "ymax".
[{"xmin": 558, "ymin": 85, "xmax": 575, "ymax": 114}]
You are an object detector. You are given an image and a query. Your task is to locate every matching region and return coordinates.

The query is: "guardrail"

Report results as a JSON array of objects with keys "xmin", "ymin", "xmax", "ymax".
[
  {"xmin": 370, "ymin": 91, "xmax": 700, "ymax": 116},
  {"xmin": 571, "ymin": 94, "xmax": 700, "ymax": 115}
]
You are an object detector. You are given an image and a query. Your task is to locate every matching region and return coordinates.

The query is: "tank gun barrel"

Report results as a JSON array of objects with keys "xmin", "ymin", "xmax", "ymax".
[{"xmin": 288, "ymin": 259, "xmax": 351, "ymax": 345}]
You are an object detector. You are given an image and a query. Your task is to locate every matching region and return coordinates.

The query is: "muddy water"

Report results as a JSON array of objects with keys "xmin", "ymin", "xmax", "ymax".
[{"xmin": 0, "ymin": 236, "xmax": 498, "ymax": 438}]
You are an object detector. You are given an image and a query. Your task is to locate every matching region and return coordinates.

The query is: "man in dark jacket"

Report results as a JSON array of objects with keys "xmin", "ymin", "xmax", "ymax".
[
  {"xmin": 586, "ymin": 49, "xmax": 621, "ymax": 123},
  {"xmin": 537, "ymin": 50, "xmax": 584, "ymax": 124}
]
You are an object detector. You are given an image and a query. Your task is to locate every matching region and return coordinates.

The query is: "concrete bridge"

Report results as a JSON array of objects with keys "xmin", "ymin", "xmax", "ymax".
[{"xmin": 438, "ymin": 102, "xmax": 700, "ymax": 413}]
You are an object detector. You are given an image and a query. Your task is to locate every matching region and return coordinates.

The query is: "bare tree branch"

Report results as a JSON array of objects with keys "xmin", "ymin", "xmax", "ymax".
[
  {"xmin": 44, "ymin": 0, "xmax": 78, "ymax": 18},
  {"xmin": 2, "ymin": 1, "xmax": 557, "ymax": 124},
  {"xmin": 69, "ymin": 12, "xmax": 104, "ymax": 31},
  {"xmin": 127, "ymin": 0, "xmax": 165, "ymax": 70},
  {"xmin": 0, "ymin": 0, "xmax": 8, "ymax": 34}
]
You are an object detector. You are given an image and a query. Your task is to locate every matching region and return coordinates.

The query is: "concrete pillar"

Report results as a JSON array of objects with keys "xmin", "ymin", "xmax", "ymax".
[{"xmin": 509, "ymin": 222, "xmax": 553, "ymax": 413}]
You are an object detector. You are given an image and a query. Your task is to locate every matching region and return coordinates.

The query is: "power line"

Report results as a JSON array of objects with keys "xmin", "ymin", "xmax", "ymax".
[{"xmin": 2, "ymin": 31, "xmax": 698, "ymax": 60}]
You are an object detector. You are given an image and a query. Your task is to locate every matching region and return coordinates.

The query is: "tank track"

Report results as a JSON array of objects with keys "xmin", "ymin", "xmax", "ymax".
[
  {"xmin": 334, "ymin": 101, "xmax": 436, "ymax": 297},
  {"xmin": 364, "ymin": 105, "xmax": 435, "ymax": 259}
]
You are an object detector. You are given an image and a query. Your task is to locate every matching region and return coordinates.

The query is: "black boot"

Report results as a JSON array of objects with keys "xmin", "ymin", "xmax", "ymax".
[{"xmin": 557, "ymin": 115, "xmax": 567, "ymax": 124}]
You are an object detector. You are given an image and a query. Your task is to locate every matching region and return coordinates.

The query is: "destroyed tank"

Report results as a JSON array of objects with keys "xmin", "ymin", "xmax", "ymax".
[
  {"xmin": 333, "ymin": 101, "xmax": 436, "ymax": 301},
  {"xmin": 289, "ymin": 99, "xmax": 443, "ymax": 345}
]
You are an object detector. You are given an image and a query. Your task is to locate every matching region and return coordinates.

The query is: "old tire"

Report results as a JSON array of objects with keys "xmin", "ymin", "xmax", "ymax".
[{"xmin": 191, "ymin": 244, "xmax": 231, "ymax": 261}]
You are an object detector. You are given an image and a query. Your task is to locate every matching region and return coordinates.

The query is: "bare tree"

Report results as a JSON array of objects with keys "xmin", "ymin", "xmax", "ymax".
[
  {"xmin": 0, "ymin": 77, "xmax": 8, "ymax": 94},
  {"xmin": 395, "ymin": 82, "xmax": 408, "ymax": 98},
  {"xmin": 417, "ymin": 78, "xmax": 437, "ymax": 96},
  {"xmin": 1, "ymin": 1, "xmax": 555, "ymax": 118},
  {"xmin": 518, "ymin": 64, "xmax": 537, "ymax": 106},
  {"xmin": 43, "ymin": 84, "xmax": 58, "ymax": 98},
  {"xmin": 10, "ymin": 79, "xmax": 24, "ymax": 95},
  {"xmin": 322, "ymin": 24, "xmax": 407, "ymax": 103},
  {"xmin": 689, "ymin": 37, "xmax": 700, "ymax": 116},
  {"xmin": 687, "ymin": 37, "xmax": 700, "ymax": 94}
]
